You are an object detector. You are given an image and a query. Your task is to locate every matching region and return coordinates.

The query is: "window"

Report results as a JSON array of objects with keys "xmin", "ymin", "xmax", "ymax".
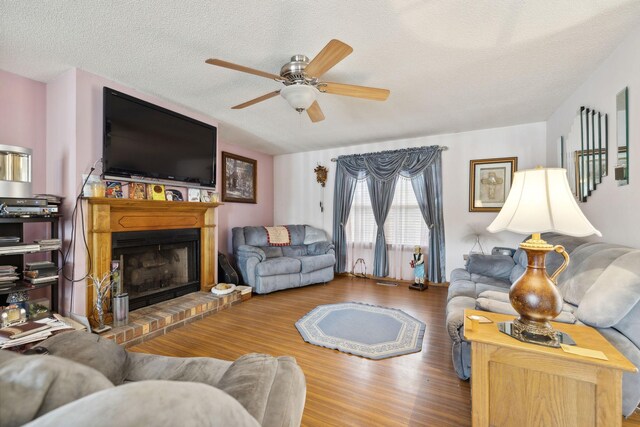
[{"xmin": 346, "ymin": 177, "xmax": 429, "ymax": 280}]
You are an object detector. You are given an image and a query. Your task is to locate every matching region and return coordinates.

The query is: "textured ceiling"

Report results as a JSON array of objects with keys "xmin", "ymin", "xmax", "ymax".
[{"xmin": 2, "ymin": 1, "xmax": 640, "ymax": 155}]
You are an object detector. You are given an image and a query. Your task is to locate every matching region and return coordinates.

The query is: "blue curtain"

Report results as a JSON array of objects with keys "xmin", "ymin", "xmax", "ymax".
[
  {"xmin": 367, "ymin": 175, "xmax": 398, "ymax": 277},
  {"xmin": 332, "ymin": 146, "xmax": 446, "ymax": 281},
  {"xmin": 332, "ymin": 162, "xmax": 359, "ymax": 273},
  {"xmin": 411, "ymin": 154, "xmax": 446, "ymax": 282}
]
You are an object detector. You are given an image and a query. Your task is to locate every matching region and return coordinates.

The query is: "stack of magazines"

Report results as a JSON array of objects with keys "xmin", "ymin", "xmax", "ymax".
[
  {"xmin": 0, "ymin": 317, "xmax": 72, "ymax": 349},
  {"xmin": 0, "ymin": 242, "xmax": 40, "ymax": 255},
  {"xmin": 0, "ymin": 265, "xmax": 19, "ymax": 289},
  {"xmin": 23, "ymin": 261, "xmax": 58, "ymax": 285},
  {"xmin": 35, "ymin": 238, "xmax": 62, "ymax": 251}
]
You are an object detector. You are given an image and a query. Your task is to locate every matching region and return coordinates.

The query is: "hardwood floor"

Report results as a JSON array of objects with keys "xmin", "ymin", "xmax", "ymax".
[{"xmin": 131, "ymin": 276, "xmax": 640, "ymax": 426}]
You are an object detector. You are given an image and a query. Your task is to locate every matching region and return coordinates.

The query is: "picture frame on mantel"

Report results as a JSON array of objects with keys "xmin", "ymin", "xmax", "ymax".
[
  {"xmin": 469, "ymin": 157, "xmax": 518, "ymax": 212},
  {"xmin": 221, "ymin": 151, "xmax": 257, "ymax": 204}
]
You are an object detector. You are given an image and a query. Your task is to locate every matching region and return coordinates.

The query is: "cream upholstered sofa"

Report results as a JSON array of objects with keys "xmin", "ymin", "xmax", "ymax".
[{"xmin": 0, "ymin": 331, "xmax": 306, "ymax": 427}]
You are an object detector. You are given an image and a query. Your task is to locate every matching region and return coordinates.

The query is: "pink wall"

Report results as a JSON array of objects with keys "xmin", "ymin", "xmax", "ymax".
[
  {"xmin": 217, "ymin": 139, "xmax": 274, "ymax": 254},
  {"xmin": 0, "ymin": 69, "xmax": 50, "ymax": 300},
  {"xmin": 46, "ymin": 69, "xmax": 78, "ymax": 313},
  {"xmin": 0, "ymin": 69, "xmax": 47, "ymax": 193}
]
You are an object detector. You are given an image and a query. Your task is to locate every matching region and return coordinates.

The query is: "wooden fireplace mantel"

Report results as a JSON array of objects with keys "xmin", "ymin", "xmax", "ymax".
[{"xmin": 86, "ymin": 197, "xmax": 221, "ymax": 318}]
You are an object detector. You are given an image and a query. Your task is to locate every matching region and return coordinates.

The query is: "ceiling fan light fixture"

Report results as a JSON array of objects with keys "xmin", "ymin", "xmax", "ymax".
[{"xmin": 280, "ymin": 84, "xmax": 318, "ymax": 112}]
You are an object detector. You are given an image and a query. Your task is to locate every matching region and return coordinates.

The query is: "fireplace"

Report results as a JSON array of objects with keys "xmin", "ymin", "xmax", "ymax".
[
  {"xmin": 112, "ymin": 229, "xmax": 200, "ymax": 310},
  {"xmin": 86, "ymin": 198, "xmax": 218, "ymax": 324}
]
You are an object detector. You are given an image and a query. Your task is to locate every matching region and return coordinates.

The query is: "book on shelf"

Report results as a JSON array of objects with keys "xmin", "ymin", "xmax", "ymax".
[
  {"xmin": 35, "ymin": 239, "xmax": 62, "ymax": 251},
  {"xmin": 0, "ymin": 275, "xmax": 19, "ymax": 283},
  {"xmin": 0, "ymin": 283, "xmax": 16, "ymax": 291},
  {"xmin": 0, "ymin": 321, "xmax": 51, "ymax": 339},
  {"xmin": 0, "ymin": 270, "xmax": 18, "ymax": 276},
  {"xmin": 23, "ymin": 268, "xmax": 58, "ymax": 279},
  {"xmin": 0, "ymin": 243, "xmax": 40, "ymax": 254},
  {"xmin": 25, "ymin": 261, "xmax": 56, "ymax": 270},
  {"xmin": 25, "ymin": 275, "xmax": 59, "ymax": 285},
  {"xmin": 0, "ymin": 237, "xmax": 20, "ymax": 244},
  {"xmin": 35, "ymin": 239, "xmax": 61, "ymax": 245}
]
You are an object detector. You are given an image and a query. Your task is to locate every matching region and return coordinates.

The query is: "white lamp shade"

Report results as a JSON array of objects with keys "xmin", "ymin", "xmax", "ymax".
[
  {"xmin": 280, "ymin": 84, "xmax": 318, "ymax": 111},
  {"xmin": 487, "ymin": 168, "xmax": 601, "ymax": 237}
]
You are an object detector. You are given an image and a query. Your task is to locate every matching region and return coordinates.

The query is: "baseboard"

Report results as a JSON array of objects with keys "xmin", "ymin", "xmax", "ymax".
[{"xmin": 336, "ymin": 272, "xmax": 449, "ymax": 287}]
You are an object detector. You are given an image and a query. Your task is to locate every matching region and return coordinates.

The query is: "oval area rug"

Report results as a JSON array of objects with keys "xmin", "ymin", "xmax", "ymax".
[{"xmin": 295, "ymin": 302, "xmax": 426, "ymax": 359}]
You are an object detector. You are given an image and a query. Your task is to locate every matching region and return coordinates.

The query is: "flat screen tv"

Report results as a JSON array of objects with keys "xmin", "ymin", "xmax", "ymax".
[{"xmin": 103, "ymin": 87, "xmax": 216, "ymax": 188}]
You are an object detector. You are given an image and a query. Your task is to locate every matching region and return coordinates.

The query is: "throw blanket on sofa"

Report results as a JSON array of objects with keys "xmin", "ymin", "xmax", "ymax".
[{"xmin": 264, "ymin": 226, "xmax": 291, "ymax": 246}]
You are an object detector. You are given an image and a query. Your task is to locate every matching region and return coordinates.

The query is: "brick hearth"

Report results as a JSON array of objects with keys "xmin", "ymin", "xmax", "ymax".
[{"xmin": 102, "ymin": 290, "xmax": 241, "ymax": 348}]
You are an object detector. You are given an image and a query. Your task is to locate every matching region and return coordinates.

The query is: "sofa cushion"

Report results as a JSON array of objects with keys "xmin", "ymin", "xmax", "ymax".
[
  {"xmin": 260, "ymin": 246, "xmax": 283, "ymax": 258},
  {"xmin": 288, "ymin": 225, "xmax": 306, "ymax": 246},
  {"xmin": 27, "ymin": 380, "xmax": 261, "ymax": 427},
  {"xmin": 509, "ymin": 264, "xmax": 525, "ymax": 284},
  {"xmin": 217, "ymin": 353, "xmax": 305, "ymax": 427},
  {"xmin": 478, "ymin": 290, "xmax": 575, "ymax": 313},
  {"xmin": 297, "ymin": 254, "xmax": 335, "ymax": 274},
  {"xmin": 304, "ymin": 226, "xmax": 327, "ymax": 244},
  {"xmin": 559, "ymin": 243, "xmax": 625, "ymax": 305},
  {"xmin": 125, "ymin": 352, "xmax": 232, "ymax": 386},
  {"xmin": 541, "ymin": 233, "xmax": 591, "ymax": 277},
  {"xmin": 282, "ymin": 245, "xmax": 308, "ymax": 257},
  {"xmin": 255, "ymin": 257, "xmax": 301, "ymax": 276},
  {"xmin": 0, "ymin": 352, "xmax": 113, "ymax": 427},
  {"xmin": 243, "ymin": 227, "xmax": 269, "ymax": 247},
  {"xmin": 466, "ymin": 254, "xmax": 514, "ymax": 281},
  {"xmin": 476, "ymin": 294, "xmax": 577, "ymax": 324},
  {"xmin": 36, "ymin": 331, "xmax": 128, "ymax": 385},
  {"xmin": 577, "ymin": 251, "xmax": 640, "ymax": 328},
  {"xmin": 471, "ymin": 275, "xmax": 511, "ymax": 289}
]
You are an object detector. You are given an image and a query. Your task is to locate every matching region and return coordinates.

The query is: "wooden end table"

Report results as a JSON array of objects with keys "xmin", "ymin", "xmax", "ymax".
[{"xmin": 464, "ymin": 309, "xmax": 637, "ymax": 427}]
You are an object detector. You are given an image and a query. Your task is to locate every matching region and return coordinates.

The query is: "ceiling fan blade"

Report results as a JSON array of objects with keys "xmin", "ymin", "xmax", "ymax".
[
  {"xmin": 321, "ymin": 82, "xmax": 390, "ymax": 101},
  {"xmin": 231, "ymin": 91, "xmax": 281, "ymax": 109},
  {"xmin": 307, "ymin": 101, "xmax": 325, "ymax": 123},
  {"xmin": 206, "ymin": 58, "xmax": 284, "ymax": 81},
  {"xmin": 304, "ymin": 39, "xmax": 353, "ymax": 78}
]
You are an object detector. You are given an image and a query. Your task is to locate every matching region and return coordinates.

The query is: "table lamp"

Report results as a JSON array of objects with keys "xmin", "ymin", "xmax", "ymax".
[{"xmin": 487, "ymin": 167, "xmax": 601, "ymax": 347}]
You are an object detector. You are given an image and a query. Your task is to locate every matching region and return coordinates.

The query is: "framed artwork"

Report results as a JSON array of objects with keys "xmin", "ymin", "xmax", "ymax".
[
  {"xmin": 469, "ymin": 157, "xmax": 518, "ymax": 212},
  {"xmin": 222, "ymin": 151, "xmax": 257, "ymax": 204}
]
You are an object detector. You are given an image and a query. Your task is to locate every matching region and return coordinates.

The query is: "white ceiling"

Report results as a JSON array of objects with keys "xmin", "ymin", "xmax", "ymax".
[{"xmin": 2, "ymin": 1, "xmax": 640, "ymax": 155}]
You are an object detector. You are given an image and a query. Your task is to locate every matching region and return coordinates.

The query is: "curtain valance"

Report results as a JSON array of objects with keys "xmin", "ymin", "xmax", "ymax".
[{"xmin": 336, "ymin": 146, "xmax": 442, "ymax": 181}]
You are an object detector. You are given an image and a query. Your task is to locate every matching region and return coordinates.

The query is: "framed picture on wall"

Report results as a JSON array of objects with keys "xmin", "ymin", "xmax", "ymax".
[
  {"xmin": 221, "ymin": 151, "xmax": 257, "ymax": 204},
  {"xmin": 469, "ymin": 157, "xmax": 518, "ymax": 212}
]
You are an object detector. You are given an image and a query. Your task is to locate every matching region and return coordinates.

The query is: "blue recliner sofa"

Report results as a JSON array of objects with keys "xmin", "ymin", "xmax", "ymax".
[
  {"xmin": 232, "ymin": 225, "xmax": 335, "ymax": 294},
  {"xmin": 446, "ymin": 232, "xmax": 640, "ymax": 417}
]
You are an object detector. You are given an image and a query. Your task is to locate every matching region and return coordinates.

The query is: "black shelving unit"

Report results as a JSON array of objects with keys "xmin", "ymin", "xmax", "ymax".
[{"xmin": 0, "ymin": 216, "xmax": 62, "ymax": 313}]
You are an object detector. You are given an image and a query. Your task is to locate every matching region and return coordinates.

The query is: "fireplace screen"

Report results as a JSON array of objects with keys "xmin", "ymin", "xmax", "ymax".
[{"xmin": 112, "ymin": 229, "xmax": 200, "ymax": 310}]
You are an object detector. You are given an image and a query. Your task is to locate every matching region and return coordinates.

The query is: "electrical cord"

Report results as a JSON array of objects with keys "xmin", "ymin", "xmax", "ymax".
[
  {"xmin": 62, "ymin": 158, "xmax": 102, "ymax": 315},
  {"xmin": 60, "ymin": 165, "xmax": 95, "ymax": 282}
]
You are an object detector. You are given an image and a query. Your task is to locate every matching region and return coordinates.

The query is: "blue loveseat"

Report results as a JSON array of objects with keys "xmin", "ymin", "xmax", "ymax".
[{"xmin": 232, "ymin": 225, "xmax": 335, "ymax": 294}]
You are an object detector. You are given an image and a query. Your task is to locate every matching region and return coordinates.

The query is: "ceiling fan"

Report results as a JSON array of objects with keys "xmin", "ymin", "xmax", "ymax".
[{"xmin": 205, "ymin": 39, "xmax": 390, "ymax": 123}]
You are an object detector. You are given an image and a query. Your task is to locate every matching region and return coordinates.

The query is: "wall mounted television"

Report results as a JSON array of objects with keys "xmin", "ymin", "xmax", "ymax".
[{"xmin": 103, "ymin": 87, "xmax": 216, "ymax": 188}]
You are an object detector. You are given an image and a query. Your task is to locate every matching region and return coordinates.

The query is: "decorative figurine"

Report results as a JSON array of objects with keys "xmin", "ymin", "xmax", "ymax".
[{"xmin": 409, "ymin": 246, "xmax": 427, "ymax": 291}]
